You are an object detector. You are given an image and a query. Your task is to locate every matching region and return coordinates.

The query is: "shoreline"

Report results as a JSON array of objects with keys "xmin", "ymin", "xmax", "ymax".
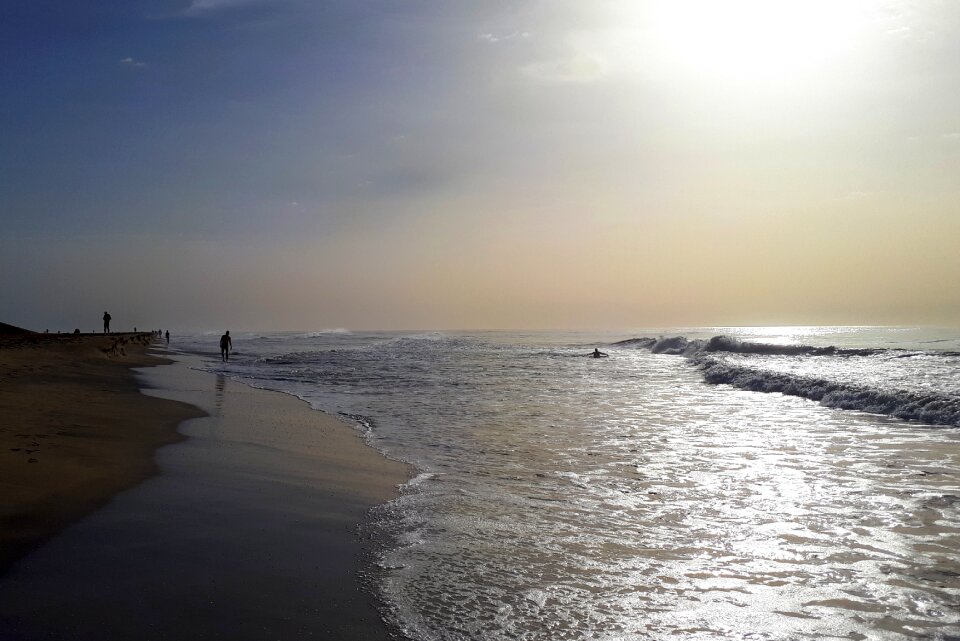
[
  {"xmin": 0, "ymin": 333, "xmax": 205, "ymax": 575},
  {"xmin": 0, "ymin": 338, "xmax": 413, "ymax": 639}
]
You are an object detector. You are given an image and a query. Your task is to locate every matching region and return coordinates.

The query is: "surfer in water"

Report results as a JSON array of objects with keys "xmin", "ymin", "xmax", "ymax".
[{"xmin": 591, "ymin": 348, "xmax": 609, "ymax": 358}]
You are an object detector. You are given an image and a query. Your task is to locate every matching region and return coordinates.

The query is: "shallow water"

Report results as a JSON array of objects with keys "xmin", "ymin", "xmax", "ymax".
[{"xmin": 177, "ymin": 327, "xmax": 960, "ymax": 640}]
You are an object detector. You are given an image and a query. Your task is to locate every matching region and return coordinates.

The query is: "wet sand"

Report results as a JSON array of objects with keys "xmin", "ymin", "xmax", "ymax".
[
  {"xmin": 0, "ymin": 347, "xmax": 412, "ymax": 640},
  {"xmin": 0, "ymin": 333, "xmax": 204, "ymax": 574}
]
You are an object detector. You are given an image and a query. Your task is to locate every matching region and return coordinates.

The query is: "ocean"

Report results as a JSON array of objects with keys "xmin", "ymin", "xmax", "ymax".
[{"xmin": 174, "ymin": 327, "xmax": 960, "ymax": 641}]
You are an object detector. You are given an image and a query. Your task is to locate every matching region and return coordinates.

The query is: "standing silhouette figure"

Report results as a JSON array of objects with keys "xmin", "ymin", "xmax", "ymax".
[{"xmin": 220, "ymin": 331, "xmax": 232, "ymax": 362}]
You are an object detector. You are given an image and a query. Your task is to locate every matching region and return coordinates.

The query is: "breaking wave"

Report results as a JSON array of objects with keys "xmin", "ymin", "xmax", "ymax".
[
  {"xmin": 612, "ymin": 335, "xmax": 958, "ymax": 357},
  {"xmin": 696, "ymin": 356, "xmax": 960, "ymax": 427},
  {"xmin": 617, "ymin": 335, "xmax": 960, "ymax": 428},
  {"xmin": 304, "ymin": 328, "xmax": 351, "ymax": 337}
]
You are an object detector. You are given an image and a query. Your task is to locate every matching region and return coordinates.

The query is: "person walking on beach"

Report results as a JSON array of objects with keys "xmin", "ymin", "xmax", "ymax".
[
  {"xmin": 165, "ymin": 330, "xmax": 170, "ymax": 344},
  {"xmin": 220, "ymin": 331, "xmax": 232, "ymax": 362},
  {"xmin": 102, "ymin": 311, "xmax": 112, "ymax": 333}
]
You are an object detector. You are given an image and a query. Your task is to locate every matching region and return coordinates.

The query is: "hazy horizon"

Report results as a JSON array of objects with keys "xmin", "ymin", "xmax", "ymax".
[{"xmin": 3, "ymin": 1, "xmax": 959, "ymax": 332}]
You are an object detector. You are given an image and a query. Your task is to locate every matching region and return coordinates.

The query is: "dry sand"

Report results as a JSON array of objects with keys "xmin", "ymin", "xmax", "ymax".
[{"xmin": 0, "ymin": 332, "xmax": 204, "ymax": 574}]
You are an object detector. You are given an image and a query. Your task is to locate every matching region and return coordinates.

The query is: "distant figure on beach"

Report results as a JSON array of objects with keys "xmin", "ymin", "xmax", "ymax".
[
  {"xmin": 592, "ymin": 348, "xmax": 608, "ymax": 358},
  {"xmin": 220, "ymin": 331, "xmax": 232, "ymax": 362},
  {"xmin": 165, "ymin": 330, "xmax": 170, "ymax": 344},
  {"xmin": 102, "ymin": 312, "xmax": 111, "ymax": 333}
]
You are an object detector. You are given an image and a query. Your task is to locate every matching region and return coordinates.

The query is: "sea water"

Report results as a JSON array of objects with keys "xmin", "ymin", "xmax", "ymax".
[{"xmin": 174, "ymin": 327, "xmax": 960, "ymax": 640}]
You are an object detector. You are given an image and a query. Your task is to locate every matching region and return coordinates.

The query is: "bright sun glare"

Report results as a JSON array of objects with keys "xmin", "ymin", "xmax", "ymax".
[{"xmin": 643, "ymin": 0, "xmax": 870, "ymax": 82}]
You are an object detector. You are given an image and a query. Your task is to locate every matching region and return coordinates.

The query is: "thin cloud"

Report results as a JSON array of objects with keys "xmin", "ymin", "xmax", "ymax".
[
  {"xmin": 885, "ymin": 26, "xmax": 912, "ymax": 38},
  {"xmin": 120, "ymin": 57, "xmax": 146, "ymax": 68},
  {"xmin": 479, "ymin": 31, "xmax": 532, "ymax": 44},
  {"xmin": 521, "ymin": 52, "xmax": 607, "ymax": 84},
  {"xmin": 182, "ymin": 0, "xmax": 270, "ymax": 15}
]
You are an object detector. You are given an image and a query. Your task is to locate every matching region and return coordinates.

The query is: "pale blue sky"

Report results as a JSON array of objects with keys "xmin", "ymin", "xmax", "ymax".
[{"xmin": 3, "ymin": 1, "xmax": 959, "ymax": 331}]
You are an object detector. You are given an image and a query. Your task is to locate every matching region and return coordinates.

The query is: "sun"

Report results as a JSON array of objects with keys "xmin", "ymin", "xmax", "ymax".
[{"xmin": 641, "ymin": 0, "xmax": 871, "ymax": 84}]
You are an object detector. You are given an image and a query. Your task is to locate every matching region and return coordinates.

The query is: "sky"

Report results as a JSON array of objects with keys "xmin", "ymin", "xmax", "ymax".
[{"xmin": 2, "ymin": 0, "xmax": 959, "ymax": 331}]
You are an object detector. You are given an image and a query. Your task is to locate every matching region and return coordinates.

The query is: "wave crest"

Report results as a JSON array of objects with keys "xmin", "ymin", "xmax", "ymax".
[
  {"xmin": 697, "ymin": 357, "xmax": 960, "ymax": 427},
  {"xmin": 613, "ymin": 335, "xmax": 891, "ymax": 357},
  {"xmin": 304, "ymin": 328, "xmax": 351, "ymax": 337},
  {"xmin": 613, "ymin": 336, "xmax": 700, "ymax": 355},
  {"xmin": 616, "ymin": 334, "xmax": 960, "ymax": 428}
]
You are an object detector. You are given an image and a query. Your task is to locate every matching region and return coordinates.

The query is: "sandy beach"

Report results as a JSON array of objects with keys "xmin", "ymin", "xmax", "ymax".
[
  {"xmin": 0, "ymin": 335, "xmax": 411, "ymax": 640},
  {"xmin": 0, "ymin": 332, "xmax": 205, "ymax": 574}
]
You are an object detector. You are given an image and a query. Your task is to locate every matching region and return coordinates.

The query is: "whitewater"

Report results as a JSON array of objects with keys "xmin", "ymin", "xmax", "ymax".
[{"xmin": 174, "ymin": 326, "xmax": 960, "ymax": 640}]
